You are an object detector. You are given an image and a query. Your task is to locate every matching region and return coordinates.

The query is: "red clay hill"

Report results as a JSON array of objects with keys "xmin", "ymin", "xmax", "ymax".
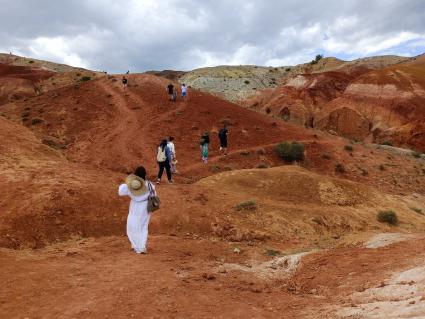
[
  {"xmin": 245, "ymin": 54, "xmax": 425, "ymax": 152},
  {"xmin": 1, "ymin": 55, "xmax": 425, "ymax": 318},
  {"xmin": 1, "ymin": 61, "xmax": 425, "ymax": 249}
]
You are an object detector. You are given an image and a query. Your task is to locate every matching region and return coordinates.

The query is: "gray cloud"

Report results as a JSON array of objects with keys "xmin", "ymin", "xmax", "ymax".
[{"xmin": 0, "ymin": 0, "xmax": 424, "ymax": 72}]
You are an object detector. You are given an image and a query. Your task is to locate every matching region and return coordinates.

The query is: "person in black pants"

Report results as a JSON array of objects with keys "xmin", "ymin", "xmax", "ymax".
[
  {"xmin": 218, "ymin": 124, "xmax": 229, "ymax": 155},
  {"xmin": 156, "ymin": 139, "xmax": 173, "ymax": 184}
]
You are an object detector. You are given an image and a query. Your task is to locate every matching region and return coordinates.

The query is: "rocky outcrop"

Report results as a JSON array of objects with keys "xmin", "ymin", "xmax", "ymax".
[{"xmin": 246, "ymin": 54, "xmax": 425, "ymax": 151}]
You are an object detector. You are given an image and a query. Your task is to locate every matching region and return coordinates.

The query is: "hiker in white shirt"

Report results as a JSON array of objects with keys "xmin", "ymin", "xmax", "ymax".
[
  {"xmin": 167, "ymin": 136, "xmax": 177, "ymax": 173},
  {"xmin": 181, "ymin": 83, "xmax": 188, "ymax": 99}
]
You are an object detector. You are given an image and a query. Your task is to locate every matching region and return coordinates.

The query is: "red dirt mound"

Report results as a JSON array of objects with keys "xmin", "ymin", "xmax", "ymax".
[
  {"xmin": 246, "ymin": 55, "xmax": 425, "ymax": 151},
  {"xmin": 0, "ymin": 116, "xmax": 129, "ymax": 248},
  {"xmin": 0, "ymin": 63, "xmax": 55, "ymax": 104},
  {"xmin": 1, "ymin": 72, "xmax": 425, "ymax": 249}
]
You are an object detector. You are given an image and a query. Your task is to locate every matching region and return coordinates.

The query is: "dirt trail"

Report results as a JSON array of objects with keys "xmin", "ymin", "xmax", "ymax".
[{"xmin": 2, "ymin": 235, "xmax": 425, "ymax": 318}]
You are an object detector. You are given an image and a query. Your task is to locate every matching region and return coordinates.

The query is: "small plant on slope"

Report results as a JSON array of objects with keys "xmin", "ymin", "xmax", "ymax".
[
  {"xmin": 344, "ymin": 145, "xmax": 353, "ymax": 152},
  {"xmin": 377, "ymin": 210, "xmax": 398, "ymax": 225},
  {"xmin": 235, "ymin": 200, "xmax": 257, "ymax": 211},
  {"xmin": 274, "ymin": 141, "xmax": 305, "ymax": 162}
]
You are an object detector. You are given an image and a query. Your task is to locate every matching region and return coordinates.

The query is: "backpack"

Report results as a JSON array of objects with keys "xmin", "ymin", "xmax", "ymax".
[{"xmin": 157, "ymin": 146, "xmax": 166, "ymax": 162}]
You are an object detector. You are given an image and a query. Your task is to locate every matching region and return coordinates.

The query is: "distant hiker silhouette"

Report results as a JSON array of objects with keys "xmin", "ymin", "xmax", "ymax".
[
  {"xmin": 200, "ymin": 132, "xmax": 210, "ymax": 163},
  {"xmin": 156, "ymin": 139, "xmax": 173, "ymax": 184},
  {"xmin": 126, "ymin": 70, "xmax": 130, "ymax": 74},
  {"xmin": 218, "ymin": 124, "xmax": 229, "ymax": 155},
  {"xmin": 122, "ymin": 76, "xmax": 128, "ymax": 89},
  {"xmin": 118, "ymin": 166, "xmax": 156, "ymax": 254},
  {"xmin": 167, "ymin": 83, "xmax": 176, "ymax": 102}
]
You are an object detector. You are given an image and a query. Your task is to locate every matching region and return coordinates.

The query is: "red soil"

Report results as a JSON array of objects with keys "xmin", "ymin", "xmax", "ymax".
[
  {"xmin": 0, "ymin": 63, "xmax": 55, "ymax": 104},
  {"xmin": 246, "ymin": 54, "xmax": 425, "ymax": 151},
  {"xmin": 1, "ymin": 66, "xmax": 425, "ymax": 318}
]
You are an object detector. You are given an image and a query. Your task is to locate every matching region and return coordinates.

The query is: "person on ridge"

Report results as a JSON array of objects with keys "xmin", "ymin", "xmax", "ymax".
[
  {"xmin": 118, "ymin": 166, "xmax": 156, "ymax": 254},
  {"xmin": 218, "ymin": 124, "xmax": 229, "ymax": 156},
  {"xmin": 167, "ymin": 136, "xmax": 178, "ymax": 173},
  {"xmin": 167, "ymin": 83, "xmax": 175, "ymax": 101},
  {"xmin": 156, "ymin": 139, "xmax": 173, "ymax": 184},
  {"xmin": 200, "ymin": 132, "xmax": 210, "ymax": 163}
]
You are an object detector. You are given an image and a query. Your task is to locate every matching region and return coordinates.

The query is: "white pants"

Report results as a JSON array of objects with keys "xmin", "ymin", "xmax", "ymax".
[{"xmin": 126, "ymin": 206, "xmax": 150, "ymax": 253}]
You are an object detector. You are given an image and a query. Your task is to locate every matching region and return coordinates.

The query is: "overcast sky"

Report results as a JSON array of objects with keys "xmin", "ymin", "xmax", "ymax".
[{"xmin": 1, "ymin": 0, "xmax": 424, "ymax": 73}]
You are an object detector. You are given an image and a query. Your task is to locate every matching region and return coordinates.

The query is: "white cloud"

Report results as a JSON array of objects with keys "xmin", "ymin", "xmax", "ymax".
[
  {"xmin": 0, "ymin": 0, "xmax": 424, "ymax": 71},
  {"xmin": 28, "ymin": 37, "xmax": 89, "ymax": 68}
]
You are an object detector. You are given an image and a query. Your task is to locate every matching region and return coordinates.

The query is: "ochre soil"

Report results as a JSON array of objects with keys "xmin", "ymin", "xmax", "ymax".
[{"xmin": 1, "ymin": 64, "xmax": 425, "ymax": 318}]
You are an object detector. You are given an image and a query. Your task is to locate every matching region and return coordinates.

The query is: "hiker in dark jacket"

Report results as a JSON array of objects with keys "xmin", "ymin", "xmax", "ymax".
[
  {"xmin": 218, "ymin": 124, "xmax": 229, "ymax": 155},
  {"xmin": 156, "ymin": 139, "xmax": 173, "ymax": 184}
]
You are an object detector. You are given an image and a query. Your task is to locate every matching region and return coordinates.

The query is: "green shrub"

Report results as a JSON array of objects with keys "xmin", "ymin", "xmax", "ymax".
[
  {"xmin": 256, "ymin": 162, "xmax": 269, "ymax": 169},
  {"xmin": 285, "ymin": 67, "xmax": 291, "ymax": 72},
  {"xmin": 31, "ymin": 118, "xmax": 43, "ymax": 125},
  {"xmin": 274, "ymin": 141, "xmax": 305, "ymax": 162},
  {"xmin": 81, "ymin": 76, "xmax": 91, "ymax": 82},
  {"xmin": 265, "ymin": 249, "xmax": 280, "ymax": 256},
  {"xmin": 411, "ymin": 151, "xmax": 422, "ymax": 158},
  {"xmin": 335, "ymin": 163, "xmax": 345, "ymax": 173},
  {"xmin": 28, "ymin": 60, "xmax": 34, "ymax": 64},
  {"xmin": 240, "ymin": 150, "xmax": 250, "ymax": 156},
  {"xmin": 310, "ymin": 54, "xmax": 323, "ymax": 65},
  {"xmin": 360, "ymin": 168, "xmax": 368, "ymax": 176},
  {"xmin": 377, "ymin": 210, "xmax": 398, "ymax": 225},
  {"xmin": 235, "ymin": 200, "xmax": 257, "ymax": 211},
  {"xmin": 378, "ymin": 164, "xmax": 385, "ymax": 171},
  {"xmin": 344, "ymin": 145, "xmax": 353, "ymax": 152},
  {"xmin": 410, "ymin": 207, "xmax": 423, "ymax": 215},
  {"xmin": 244, "ymin": 80, "xmax": 250, "ymax": 84},
  {"xmin": 209, "ymin": 165, "xmax": 221, "ymax": 173},
  {"xmin": 381, "ymin": 141, "xmax": 393, "ymax": 146},
  {"xmin": 321, "ymin": 154, "xmax": 331, "ymax": 160}
]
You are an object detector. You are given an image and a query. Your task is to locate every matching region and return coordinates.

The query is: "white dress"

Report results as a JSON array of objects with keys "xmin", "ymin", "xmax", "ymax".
[{"xmin": 118, "ymin": 181, "xmax": 156, "ymax": 253}]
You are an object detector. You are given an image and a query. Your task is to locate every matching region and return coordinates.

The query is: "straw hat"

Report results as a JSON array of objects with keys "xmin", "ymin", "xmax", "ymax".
[{"xmin": 125, "ymin": 174, "xmax": 147, "ymax": 196}]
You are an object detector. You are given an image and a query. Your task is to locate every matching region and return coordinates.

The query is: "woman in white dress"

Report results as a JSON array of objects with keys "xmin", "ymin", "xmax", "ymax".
[{"xmin": 118, "ymin": 166, "xmax": 156, "ymax": 254}]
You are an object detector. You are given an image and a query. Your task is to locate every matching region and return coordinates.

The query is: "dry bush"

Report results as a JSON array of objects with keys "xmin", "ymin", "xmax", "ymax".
[
  {"xmin": 235, "ymin": 200, "xmax": 257, "ymax": 211},
  {"xmin": 377, "ymin": 210, "xmax": 398, "ymax": 225},
  {"xmin": 335, "ymin": 163, "xmax": 345, "ymax": 173},
  {"xmin": 344, "ymin": 145, "xmax": 353, "ymax": 152},
  {"xmin": 256, "ymin": 162, "xmax": 269, "ymax": 169},
  {"xmin": 274, "ymin": 141, "xmax": 305, "ymax": 162},
  {"xmin": 410, "ymin": 207, "xmax": 423, "ymax": 215}
]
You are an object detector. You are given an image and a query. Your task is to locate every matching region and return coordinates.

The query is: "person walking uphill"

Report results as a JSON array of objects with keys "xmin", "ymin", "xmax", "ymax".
[
  {"xmin": 218, "ymin": 124, "xmax": 229, "ymax": 155},
  {"xmin": 157, "ymin": 139, "xmax": 173, "ymax": 184},
  {"xmin": 167, "ymin": 83, "xmax": 175, "ymax": 101},
  {"xmin": 167, "ymin": 136, "xmax": 177, "ymax": 173},
  {"xmin": 122, "ymin": 76, "xmax": 128, "ymax": 89},
  {"xmin": 118, "ymin": 166, "xmax": 156, "ymax": 254},
  {"xmin": 200, "ymin": 132, "xmax": 210, "ymax": 163}
]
